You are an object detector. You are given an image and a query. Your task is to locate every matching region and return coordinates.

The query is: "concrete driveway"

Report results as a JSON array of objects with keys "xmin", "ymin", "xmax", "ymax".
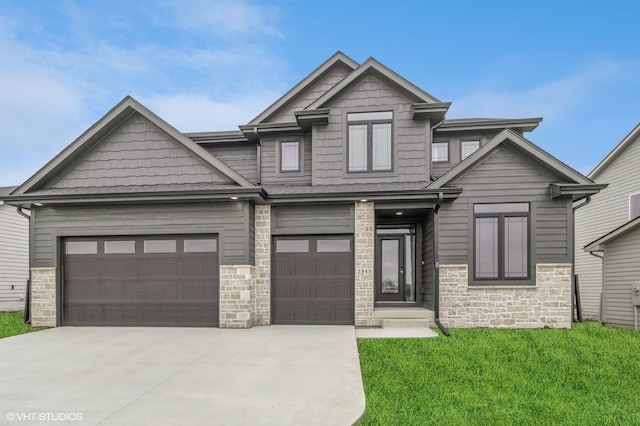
[{"xmin": 0, "ymin": 326, "xmax": 365, "ymax": 426}]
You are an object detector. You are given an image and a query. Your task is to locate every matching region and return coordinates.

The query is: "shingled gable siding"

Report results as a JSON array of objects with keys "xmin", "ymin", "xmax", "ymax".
[
  {"xmin": 32, "ymin": 202, "xmax": 253, "ymax": 268},
  {"xmin": 47, "ymin": 113, "xmax": 231, "ymax": 189},
  {"xmin": 204, "ymin": 144, "xmax": 258, "ymax": 184},
  {"xmin": 311, "ymin": 73, "xmax": 429, "ymax": 186},
  {"xmin": 266, "ymin": 62, "xmax": 354, "ymax": 124},
  {"xmin": 575, "ymin": 132, "xmax": 640, "ymax": 320},
  {"xmin": 436, "ymin": 145, "xmax": 573, "ymax": 327}
]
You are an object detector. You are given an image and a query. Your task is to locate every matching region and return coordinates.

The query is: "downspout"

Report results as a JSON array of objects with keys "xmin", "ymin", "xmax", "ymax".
[
  {"xmin": 433, "ymin": 192, "xmax": 450, "ymax": 336},
  {"xmin": 588, "ymin": 250, "xmax": 604, "ymax": 324},
  {"xmin": 256, "ymin": 143, "xmax": 262, "ymax": 185},
  {"xmin": 17, "ymin": 207, "xmax": 31, "ymax": 324},
  {"xmin": 571, "ymin": 196, "xmax": 591, "ymax": 323}
]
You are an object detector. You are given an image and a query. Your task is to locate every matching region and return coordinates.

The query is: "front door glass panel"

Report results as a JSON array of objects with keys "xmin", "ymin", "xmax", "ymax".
[{"xmin": 381, "ymin": 239, "xmax": 400, "ymax": 294}]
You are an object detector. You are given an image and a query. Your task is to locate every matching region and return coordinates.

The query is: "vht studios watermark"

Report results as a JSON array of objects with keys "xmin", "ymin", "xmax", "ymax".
[{"xmin": 5, "ymin": 412, "xmax": 84, "ymax": 422}]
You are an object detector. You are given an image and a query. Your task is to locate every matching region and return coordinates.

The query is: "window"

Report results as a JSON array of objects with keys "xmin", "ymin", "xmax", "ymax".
[
  {"xmin": 461, "ymin": 140, "xmax": 480, "ymax": 160},
  {"xmin": 144, "ymin": 239, "xmax": 176, "ymax": 253},
  {"xmin": 280, "ymin": 141, "xmax": 300, "ymax": 172},
  {"xmin": 347, "ymin": 111, "xmax": 393, "ymax": 172},
  {"xmin": 432, "ymin": 141, "xmax": 449, "ymax": 162},
  {"xmin": 276, "ymin": 239, "xmax": 309, "ymax": 253},
  {"xmin": 474, "ymin": 203, "xmax": 529, "ymax": 281},
  {"xmin": 66, "ymin": 241, "xmax": 98, "ymax": 255},
  {"xmin": 317, "ymin": 239, "xmax": 351, "ymax": 252},
  {"xmin": 630, "ymin": 194, "xmax": 640, "ymax": 221},
  {"xmin": 105, "ymin": 240, "xmax": 135, "ymax": 254},
  {"xmin": 184, "ymin": 239, "xmax": 217, "ymax": 253}
]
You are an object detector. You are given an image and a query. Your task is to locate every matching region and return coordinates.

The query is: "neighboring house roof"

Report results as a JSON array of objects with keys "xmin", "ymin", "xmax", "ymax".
[
  {"xmin": 305, "ymin": 57, "xmax": 442, "ymax": 110},
  {"xmin": 248, "ymin": 51, "xmax": 359, "ymax": 125},
  {"xmin": 429, "ymin": 128, "xmax": 598, "ymax": 190},
  {"xmin": 0, "ymin": 186, "xmax": 18, "ymax": 198},
  {"xmin": 589, "ymin": 122, "xmax": 640, "ymax": 179},
  {"xmin": 13, "ymin": 96, "xmax": 254, "ymax": 197},
  {"xmin": 584, "ymin": 216, "xmax": 640, "ymax": 252}
]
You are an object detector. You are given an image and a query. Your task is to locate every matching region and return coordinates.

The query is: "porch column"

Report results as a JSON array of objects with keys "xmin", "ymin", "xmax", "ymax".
[
  {"xmin": 355, "ymin": 201, "xmax": 379, "ymax": 326},
  {"xmin": 254, "ymin": 204, "xmax": 271, "ymax": 325}
]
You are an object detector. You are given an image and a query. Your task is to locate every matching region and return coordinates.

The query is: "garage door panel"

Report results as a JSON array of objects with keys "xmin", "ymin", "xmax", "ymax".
[
  {"xmin": 273, "ymin": 236, "xmax": 354, "ymax": 325},
  {"xmin": 63, "ymin": 236, "xmax": 218, "ymax": 327}
]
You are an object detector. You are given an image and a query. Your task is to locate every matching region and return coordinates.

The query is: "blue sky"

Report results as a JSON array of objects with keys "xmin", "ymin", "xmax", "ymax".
[{"xmin": 1, "ymin": 0, "xmax": 639, "ymax": 186}]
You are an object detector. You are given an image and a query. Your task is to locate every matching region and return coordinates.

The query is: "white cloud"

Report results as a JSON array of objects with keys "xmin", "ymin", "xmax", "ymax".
[
  {"xmin": 142, "ymin": 92, "xmax": 281, "ymax": 132},
  {"xmin": 0, "ymin": 1, "xmax": 288, "ymax": 186},
  {"xmin": 164, "ymin": 0, "xmax": 283, "ymax": 38},
  {"xmin": 449, "ymin": 60, "xmax": 629, "ymax": 119}
]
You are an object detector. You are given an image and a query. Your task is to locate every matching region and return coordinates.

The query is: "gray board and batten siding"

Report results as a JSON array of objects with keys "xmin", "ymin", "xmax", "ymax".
[
  {"xmin": 32, "ymin": 202, "xmax": 254, "ymax": 268},
  {"xmin": 271, "ymin": 204, "xmax": 355, "ymax": 236},
  {"xmin": 575, "ymin": 129, "xmax": 640, "ymax": 320},
  {"xmin": 437, "ymin": 144, "xmax": 572, "ymax": 281},
  {"xmin": 601, "ymin": 227, "xmax": 640, "ymax": 329}
]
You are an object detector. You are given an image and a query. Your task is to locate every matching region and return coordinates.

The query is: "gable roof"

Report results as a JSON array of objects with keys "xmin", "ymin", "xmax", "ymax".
[
  {"xmin": 14, "ymin": 96, "xmax": 253, "ymax": 196},
  {"xmin": 429, "ymin": 129, "xmax": 595, "ymax": 189},
  {"xmin": 248, "ymin": 51, "xmax": 359, "ymax": 125},
  {"xmin": 305, "ymin": 57, "xmax": 441, "ymax": 110},
  {"xmin": 584, "ymin": 216, "xmax": 640, "ymax": 252},
  {"xmin": 589, "ymin": 122, "xmax": 640, "ymax": 179}
]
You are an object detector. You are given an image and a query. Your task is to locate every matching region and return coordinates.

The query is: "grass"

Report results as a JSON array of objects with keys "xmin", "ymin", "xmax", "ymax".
[
  {"xmin": 357, "ymin": 322, "xmax": 640, "ymax": 425},
  {"xmin": 0, "ymin": 311, "xmax": 47, "ymax": 339}
]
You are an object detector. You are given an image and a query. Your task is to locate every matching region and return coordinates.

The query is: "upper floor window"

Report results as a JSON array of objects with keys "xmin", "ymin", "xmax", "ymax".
[
  {"xmin": 432, "ymin": 141, "xmax": 449, "ymax": 162},
  {"xmin": 630, "ymin": 193, "xmax": 640, "ymax": 221},
  {"xmin": 347, "ymin": 111, "xmax": 393, "ymax": 172},
  {"xmin": 280, "ymin": 141, "xmax": 300, "ymax": 172},
  {"xmin": 461, "ymin": 140, "xmax": 480, "ymax": 160},
  {"xmin": 474, "ymin": 203, "xmax": 530, "ymax": 281}
]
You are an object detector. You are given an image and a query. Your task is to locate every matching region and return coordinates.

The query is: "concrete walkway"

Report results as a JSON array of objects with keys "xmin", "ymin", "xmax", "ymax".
[{"xmin": 0, "ymin": 326, "xmax": 365, "ymax": 426}]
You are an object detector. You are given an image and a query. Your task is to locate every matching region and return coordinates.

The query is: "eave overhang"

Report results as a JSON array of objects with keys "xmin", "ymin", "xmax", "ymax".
[
  {"xmin": 4, "ymin": 187, "xmax": 267, "ymax": 208},
  {"xmin": 294, "ymin": 109, "xmax": 330, "ymax": 131},
  {"xmin": 239, "ymin": 122, "xmax": 303, "ymax": 142},
  {"xmin": 550, "ymin": 183, "xmax": 608, "ymax": 200},
  {"xmin": 411, "ymin": 102, "xmax": 451, "ymax": 123},
  {"xmin": 186, "ymin": 131, "xmax": 251, "ymax": 145},
  {"xmin": 264, "ymin": 187, "xmax": 462, "ymax": 204},
  {"xmin": 437, "ymin": 118, "xmax": 543, "ymax": 133}
]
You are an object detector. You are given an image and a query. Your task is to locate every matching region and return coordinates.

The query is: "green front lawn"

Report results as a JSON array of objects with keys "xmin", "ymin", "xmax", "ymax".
[
  {"xmin": 358, "ymin": 322, "xmax": 640, "ymax": 425},
  {"xmin": 0, "ymin": 311, "xmax": 47, "ymax": 339}
]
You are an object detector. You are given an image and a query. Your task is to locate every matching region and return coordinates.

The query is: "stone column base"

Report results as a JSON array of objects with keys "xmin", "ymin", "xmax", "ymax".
[
  {"xmin": 31, "ymin": 267, "xmax": 57, "ymax": 327},
  {"xmin": 219, "ymin": 265, "xmax": 256, "ymax": 328}
]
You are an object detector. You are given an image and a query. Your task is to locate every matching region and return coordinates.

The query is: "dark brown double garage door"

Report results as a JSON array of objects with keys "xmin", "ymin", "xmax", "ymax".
[
  {"xmin": 63, "ymin": 235, "xmax": 219, "ymax": 327},
  {"xmin": 273, "ymin": 236, "xmax": 354, "ymax": 325}
]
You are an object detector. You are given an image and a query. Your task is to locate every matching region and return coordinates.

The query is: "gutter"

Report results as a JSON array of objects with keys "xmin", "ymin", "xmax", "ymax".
[
  {"xmin": 16, "ymin": 207, "xmax": 31, "ymax": 324},
  {"xmin": 432, "ymin": 192, "xmax": 450, "ymax": 336}
]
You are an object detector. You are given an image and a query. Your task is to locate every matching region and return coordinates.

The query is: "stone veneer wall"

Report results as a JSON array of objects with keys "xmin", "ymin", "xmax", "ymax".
[
  {"xmin": 439, "ymin": 263, "xmax": 572, "ymax": 329},
  {"xmin": 219, "ymin": 265, "xmax": 256, "ymax": 328},
  {"xmin": 31, "ymin": 267, "xmax": 57, "ymax": 327},
  {"xmin": 254, "ymin": 205, "xmax": 271, "ymax": 325},
  {"xmin": 354, "ymin": 201, "xmax": 379, "ymax": 326}
]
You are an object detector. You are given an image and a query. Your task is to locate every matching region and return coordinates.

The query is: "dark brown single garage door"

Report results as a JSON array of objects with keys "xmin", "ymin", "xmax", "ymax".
[
  {"xmin": 273, "ymin": 236, "xmax": 354, "ymax": 325},
  {"xmin": 63, "ymin": 235, "xmax": 219, "ymax": 327}
]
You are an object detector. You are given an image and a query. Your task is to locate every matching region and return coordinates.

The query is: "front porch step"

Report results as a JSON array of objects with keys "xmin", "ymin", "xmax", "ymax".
[
  {"xmin": 374, "ymin": 307, "xmax": 435, "ymax": 320},
  {"xmin": 382, "ymin": 319, "xmax": 430, "ymax": 328}
]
